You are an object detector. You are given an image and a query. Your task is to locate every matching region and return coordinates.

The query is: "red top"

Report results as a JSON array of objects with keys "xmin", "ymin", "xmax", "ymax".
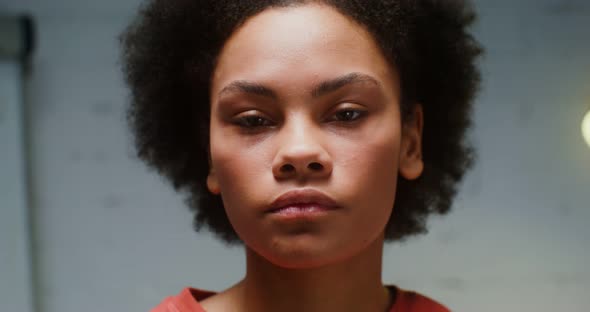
[{"xmin": 150, "ymin": 286, "xmax": 450, "ymax": 312}]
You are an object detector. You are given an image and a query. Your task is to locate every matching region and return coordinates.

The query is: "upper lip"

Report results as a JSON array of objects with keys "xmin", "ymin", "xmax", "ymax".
[{"xmin": 268, "ymin": 189, "xmax": 339, "ymax": 212}]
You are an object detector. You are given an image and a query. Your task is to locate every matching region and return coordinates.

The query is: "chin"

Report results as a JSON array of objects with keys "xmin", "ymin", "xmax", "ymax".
[
  {"xmin": 254, "ymin": 237, "xmax": 358, "ymax": 270},
  {"xmin": 267, "ymin": 252, "xmax": 346, "ymax": 270}
]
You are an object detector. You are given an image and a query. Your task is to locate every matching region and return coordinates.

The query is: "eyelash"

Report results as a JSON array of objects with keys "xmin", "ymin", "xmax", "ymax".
[
  {"xmin": 233, "ymin": 109, "xmax": 367, "ymax": 130},
  {"xmin": 234, "ymin": 115, "xmax": 274, "ymax": 128},
  {"xmin": 328, "ymin": 109, "xmax": 367, "ymax": 123}
]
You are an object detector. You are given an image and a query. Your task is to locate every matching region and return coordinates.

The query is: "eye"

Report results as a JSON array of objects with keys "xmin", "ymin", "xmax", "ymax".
[
  {"xmin": 234, "ymin": 114, "xmax": 274, "ymax": 129},
  {"xmin": 329, "ymin": 109, "xmax": 367, "ymax": 122}
]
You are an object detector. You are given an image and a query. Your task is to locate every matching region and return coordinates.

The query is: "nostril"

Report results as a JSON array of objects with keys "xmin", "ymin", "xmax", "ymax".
[
  {"xmin": 280, "ymin": 164, "xmax": 295, "ymax": 173},
  {"xmin": 308, "ymin": 162, "xmax": 323, "ymax": 171}
]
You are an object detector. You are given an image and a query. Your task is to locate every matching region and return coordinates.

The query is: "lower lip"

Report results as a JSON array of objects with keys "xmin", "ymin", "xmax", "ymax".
[{"xmin": 268, "ymin": 204, "xmax": 337, "ymax": 219}]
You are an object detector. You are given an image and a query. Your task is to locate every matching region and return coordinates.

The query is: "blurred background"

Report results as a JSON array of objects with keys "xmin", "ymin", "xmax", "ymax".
[{"xmin": 1, "ymin": 0, "xmax": 589, "ymax": 311}]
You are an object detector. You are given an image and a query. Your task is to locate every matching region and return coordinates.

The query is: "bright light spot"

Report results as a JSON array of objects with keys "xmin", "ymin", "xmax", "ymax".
[{"xmin": 583, "ymin": 109, "xmax": 590, "ymax": 148}]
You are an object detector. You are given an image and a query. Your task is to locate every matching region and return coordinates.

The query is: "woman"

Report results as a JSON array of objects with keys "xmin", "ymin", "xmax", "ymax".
[{"xmin": 121, "ymin": 0, "xmax": 482, "ymax": 311}]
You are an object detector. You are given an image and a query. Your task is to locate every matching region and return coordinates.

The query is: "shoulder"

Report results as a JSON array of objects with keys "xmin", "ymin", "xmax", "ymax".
[
  {"xmin": 150, "ymin": 288, "xmax": 215, "ymax": 312},
  {"xmin": 391, "ymin": 286, "xmax": 451, "ymax": 312}
]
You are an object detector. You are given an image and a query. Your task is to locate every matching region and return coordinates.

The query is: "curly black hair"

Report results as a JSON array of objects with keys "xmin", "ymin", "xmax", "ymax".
[{"xmin": 120, "ymin": 0, "xmax": 482, "ymax": 244}]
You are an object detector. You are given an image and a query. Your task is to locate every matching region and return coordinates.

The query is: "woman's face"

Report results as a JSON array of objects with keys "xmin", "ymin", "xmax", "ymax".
[{"xmin": 208, "ymin": 4, "xmax": 423, "ymax": 268}]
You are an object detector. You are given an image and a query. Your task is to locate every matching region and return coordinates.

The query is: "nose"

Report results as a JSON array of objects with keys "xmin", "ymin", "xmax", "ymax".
[{"xmin": 272, "ymin": 120, "xmax": 333, "ymax": 181}]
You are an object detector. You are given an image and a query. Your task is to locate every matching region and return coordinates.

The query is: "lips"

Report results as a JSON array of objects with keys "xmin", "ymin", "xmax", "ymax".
[{"xmin": 268, "ymin": 189, "xmax": 339, "ymax": 213}]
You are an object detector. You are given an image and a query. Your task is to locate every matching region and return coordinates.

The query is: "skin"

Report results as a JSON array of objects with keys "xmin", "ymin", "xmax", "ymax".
[{"xmin": 204, "ymin": 3, "xmax": 424, "ymax": 312}]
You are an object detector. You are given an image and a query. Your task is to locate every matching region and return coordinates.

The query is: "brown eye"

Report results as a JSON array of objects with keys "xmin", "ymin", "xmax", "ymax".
[
  {"xmin": 235, "ymin": 115, "xmax": 273, "ymax": 128},
  {"xmin": 330, "ymin": 109, "xmax": 367, "ymax": 122}
]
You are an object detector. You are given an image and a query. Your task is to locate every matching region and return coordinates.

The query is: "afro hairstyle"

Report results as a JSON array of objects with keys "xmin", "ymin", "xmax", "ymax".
[{"xmin": 120, "ymin": 0, "xmax": 482, "ymax": 244}]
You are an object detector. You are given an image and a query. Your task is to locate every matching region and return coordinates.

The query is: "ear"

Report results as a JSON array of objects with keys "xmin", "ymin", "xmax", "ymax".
[
  {"xmin": 207, "ymin": 167, "xmax": 221, "ymax": 195},
  {"xmin": 399, "ymin": 104, "xmax": 424, "ymax": 180}
]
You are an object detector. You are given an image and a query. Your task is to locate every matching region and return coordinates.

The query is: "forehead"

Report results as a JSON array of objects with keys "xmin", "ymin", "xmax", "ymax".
[{"xmin": 211, "ymin": 3, "xmax": 398, "ymax": 97}]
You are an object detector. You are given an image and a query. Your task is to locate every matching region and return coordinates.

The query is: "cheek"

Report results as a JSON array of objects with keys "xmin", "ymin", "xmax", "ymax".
[
  {"xmin": 213, "ymin": 153, "xmax": 257, "ymax": 194},
  {"xmin": 335, "ymin": 125, "xmax": 401, "ymax": 220},
  {"xmin": 209, "ymin": 134, "xmax": 272, "ymax": 208},
  {"xmin": 210, "ymin": 152, "xmax": 258, "ymax": 233},
  {"xmin": 338, "ymin": 121, "xmax": 401, "ymax": 188}
]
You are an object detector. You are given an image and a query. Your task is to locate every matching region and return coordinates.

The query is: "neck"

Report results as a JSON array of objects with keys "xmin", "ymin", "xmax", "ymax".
[{"xmin": 235, "ymin": 233, "xmax": 392, "ymax": 312}]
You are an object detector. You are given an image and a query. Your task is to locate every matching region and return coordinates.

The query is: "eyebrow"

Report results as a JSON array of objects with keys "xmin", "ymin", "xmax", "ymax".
[
  {"xmin": 219, "ymin": 81, "xmax": 278, "ymax": 99},
  {"xmin": 311, "ymin": 72, "xmax": 381, "ymax": 97},
  {"xmin": 218, "ymin": 72, "xmax": 381, "ymax": 99}
]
